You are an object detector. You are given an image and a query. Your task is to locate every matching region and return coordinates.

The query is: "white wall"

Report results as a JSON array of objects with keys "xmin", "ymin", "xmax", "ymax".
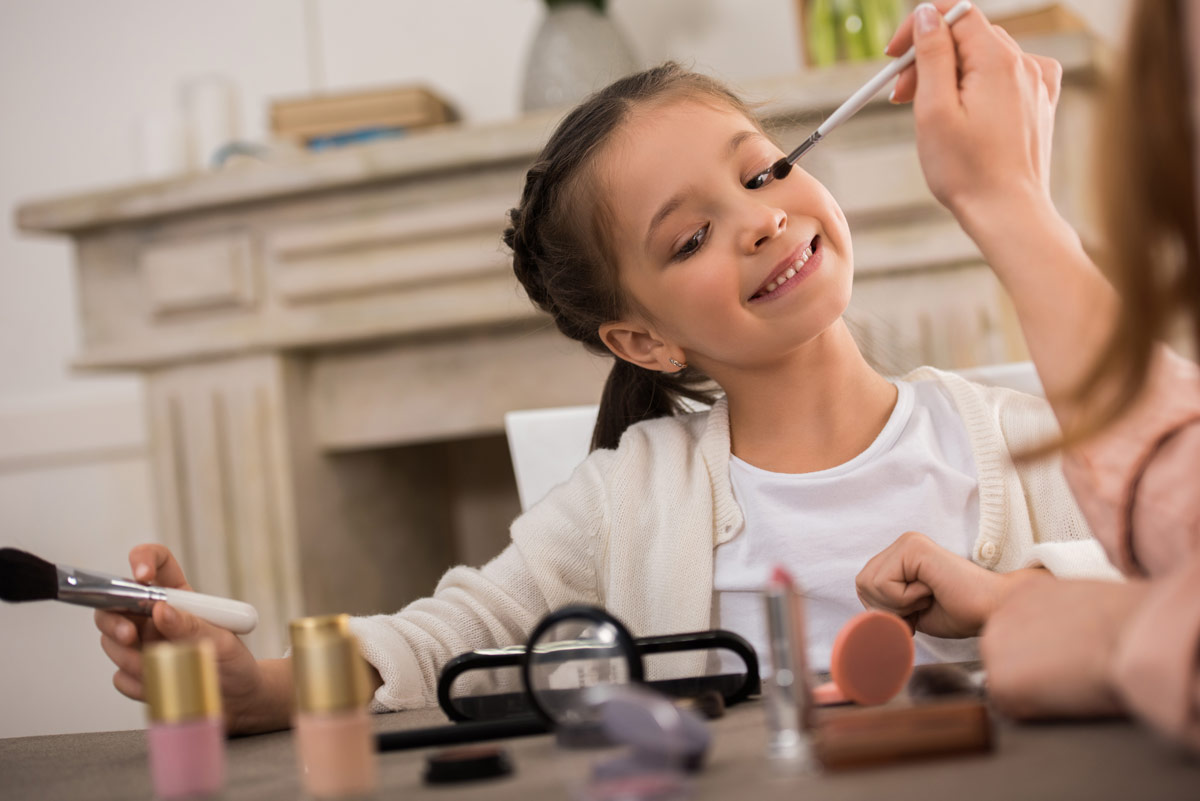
[{"xmin": 0, "ymin": 0, "xmax": 1130, "ymax": 739}]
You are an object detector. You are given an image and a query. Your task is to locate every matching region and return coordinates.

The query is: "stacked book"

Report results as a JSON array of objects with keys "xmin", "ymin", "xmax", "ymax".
[{"xmin": 270, "ymin": 86, "xmax": 457, "ymax": 150}]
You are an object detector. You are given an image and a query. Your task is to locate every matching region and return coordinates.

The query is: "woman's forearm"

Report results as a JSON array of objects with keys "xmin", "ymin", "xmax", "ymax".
[{"xmin": 955, "ymin": 187, "xmax": 1120, "ymax": 431}]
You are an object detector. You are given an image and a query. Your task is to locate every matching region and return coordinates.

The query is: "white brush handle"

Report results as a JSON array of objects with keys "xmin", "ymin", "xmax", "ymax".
[
  {"xmin": 160, "ymin": 586, "xmax": 258, "ymax": 634},
  {"xmin": 818, "ymin": 0, "xmax": 974, "ymax": 136}
]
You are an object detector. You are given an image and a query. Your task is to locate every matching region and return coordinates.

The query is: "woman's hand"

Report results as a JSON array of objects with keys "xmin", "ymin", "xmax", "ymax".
[
  {"xmin": 886, "ymin": 2, "xmax": 1120, "ymax": 424},
  {"xmin": 981, "ymin": 575, "xmax": 1150, "ymax": 719},
  {"xmin": 93, "ymin": 544, "xmax": 292, "ymax": 734},
  {"xmin": 856, "ymin": 531, "xmax": 1041, "ymax": 638},
  {"xmin": 885, "ymin": 2, "xmax": 1062, "ymax": 226}
]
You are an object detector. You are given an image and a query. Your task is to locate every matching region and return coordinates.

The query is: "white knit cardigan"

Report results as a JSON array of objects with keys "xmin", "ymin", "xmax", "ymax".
[{"xmin": 348, "ymin": 367, "xmax": 1119, "ymax": 712}]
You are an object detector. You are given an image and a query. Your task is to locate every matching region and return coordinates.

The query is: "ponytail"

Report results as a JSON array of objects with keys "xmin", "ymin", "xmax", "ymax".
[{"xmin": 591, "ymin": 360, "xmax": 719, "ymax": 451}]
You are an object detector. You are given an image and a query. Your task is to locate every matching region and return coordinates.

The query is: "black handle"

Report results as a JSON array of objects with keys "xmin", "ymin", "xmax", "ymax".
[{"xmin": 376, "ymin": 715, "xmax": 549, "ymax": 752}]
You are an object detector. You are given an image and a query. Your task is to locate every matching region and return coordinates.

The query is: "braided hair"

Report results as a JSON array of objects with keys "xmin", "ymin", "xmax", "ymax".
[{"xmin": 503, "ymin": 63, "xmax": 753, "ymax": 450}]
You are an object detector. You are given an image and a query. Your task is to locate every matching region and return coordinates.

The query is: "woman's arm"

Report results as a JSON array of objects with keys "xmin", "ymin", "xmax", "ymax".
[
  {"xmin": 893, "ymin": 2, "xmax": 1120, "ymax": 429},
  {"xmin": 1112, "ymin": 553, "xmax": 1200, "ymax": 751}
]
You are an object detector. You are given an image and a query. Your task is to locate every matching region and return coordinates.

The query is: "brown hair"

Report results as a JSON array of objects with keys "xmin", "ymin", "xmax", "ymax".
[
  {"xmin": 503, "ymin": 63, "xmax": 756, "ymax": 450},
  {"xmin": 1070, "ymin": 0, "xmax": 1199, "ymax": 433}
]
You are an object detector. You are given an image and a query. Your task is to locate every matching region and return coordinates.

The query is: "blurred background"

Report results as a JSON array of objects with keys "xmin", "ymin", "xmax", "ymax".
[{"xmin": 1, "ymin": 0, "xmax": 1127, "ymax": 739}]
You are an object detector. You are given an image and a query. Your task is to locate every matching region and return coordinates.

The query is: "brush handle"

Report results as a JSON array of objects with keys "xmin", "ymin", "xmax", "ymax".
[
  {"xmin": 159, "ymin": 587, "xmax": 258, "ymax": 634},
  {"xmin": 55, "ymin": 565, "xmax": 259, "ymax": 635},
  {"xmin": 819, "ymin": 0, "xmax": 973, "ymax": 135},
  {"xmin": 781, "ymin": 0, "xmax": 973, "ymax": 170}
]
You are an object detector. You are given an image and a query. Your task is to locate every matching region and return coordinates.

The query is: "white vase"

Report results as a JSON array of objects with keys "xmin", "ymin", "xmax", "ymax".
[{"xmin": 521, "ymin": 3, "xmax": 639, "ymax": 112}]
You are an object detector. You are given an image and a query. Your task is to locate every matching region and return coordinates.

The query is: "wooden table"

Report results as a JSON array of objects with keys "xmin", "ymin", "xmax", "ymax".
[{"xmin": 3, "ymin": 699, "xmax": 1197, "ymax": 800}]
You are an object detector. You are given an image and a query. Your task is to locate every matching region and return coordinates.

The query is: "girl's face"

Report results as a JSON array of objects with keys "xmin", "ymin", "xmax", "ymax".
[{"xmin": 597, "ymin": 98, "xmax": 854, "ymax": 376}]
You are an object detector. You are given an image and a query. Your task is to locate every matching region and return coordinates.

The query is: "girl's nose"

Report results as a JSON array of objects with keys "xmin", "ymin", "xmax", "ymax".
[{"xmin": 742, "ymin": 203, "xmax": 787, "ymax": 253}]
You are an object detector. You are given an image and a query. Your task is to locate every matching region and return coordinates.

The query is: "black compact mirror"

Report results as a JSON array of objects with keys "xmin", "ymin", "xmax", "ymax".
[{"xmin": 438, "ymin": 605, "xmax": 760, "ymax": 724}]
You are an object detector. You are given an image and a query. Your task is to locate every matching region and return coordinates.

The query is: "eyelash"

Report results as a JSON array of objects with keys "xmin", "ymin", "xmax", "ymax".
[
  {"xmin": 744, "ymin": 167, "xmax": 776, "ymax": 191},
  {"xmin": 673, "ymin": 225, "xmax": 709, "ymax": 261},
  {"xmin": 670, "ymin": 163, "xmax": 774, "ymax": 262}
]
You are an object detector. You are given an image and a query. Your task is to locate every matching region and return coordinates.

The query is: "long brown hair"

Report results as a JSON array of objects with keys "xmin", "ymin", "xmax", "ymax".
[
  {"xmin": 1071, "ymin": 0, "xmax": 1200, "ymax": 433},
  {"xmin": 503, "ymin": 63, "xmax": 755, "ymax": 450}
]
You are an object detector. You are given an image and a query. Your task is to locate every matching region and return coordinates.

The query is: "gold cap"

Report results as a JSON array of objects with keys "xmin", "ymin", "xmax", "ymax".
[
  {"xmin": 143, "ymin": 640, "xmax": 223, "ymax": 724},
  {"xmin": 290, "ymin": 614, "xmax": 372, "ymax": 714}
]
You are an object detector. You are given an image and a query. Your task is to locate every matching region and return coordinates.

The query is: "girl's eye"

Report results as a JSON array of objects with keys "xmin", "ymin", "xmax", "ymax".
[
  {"xmin": 674, "ymin": 225, "xmax": 709, "ymax": 260},
  {"xmin": 744, "ymin": 168, "xmax": 774, "ymax": 190}
]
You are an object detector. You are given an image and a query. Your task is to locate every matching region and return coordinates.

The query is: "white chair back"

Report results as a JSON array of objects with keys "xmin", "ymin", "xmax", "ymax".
[{"xmin": 503, "ymin": 362, "xmax": 1043, "ymax": 512}]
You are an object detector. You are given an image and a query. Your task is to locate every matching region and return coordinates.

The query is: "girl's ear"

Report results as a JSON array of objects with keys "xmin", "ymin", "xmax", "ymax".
[{"xmin": 599, "ymin": 320, "xmax": 681, "ymax": 372}]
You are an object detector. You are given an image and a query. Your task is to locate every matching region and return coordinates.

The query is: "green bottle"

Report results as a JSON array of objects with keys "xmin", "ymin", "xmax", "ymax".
[
  {"xmin": 837, "ymin": 0, "xmax": 874, "ymax": 62},
  {"xmin": 806, "ymin": 0, "xmax": 839, "ymax": 67}
]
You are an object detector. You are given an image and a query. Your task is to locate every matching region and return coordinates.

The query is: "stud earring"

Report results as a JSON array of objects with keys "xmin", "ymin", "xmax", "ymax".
[{"xmin": 669, "ymin": 358, "xmax": 687, "ymax": 369}]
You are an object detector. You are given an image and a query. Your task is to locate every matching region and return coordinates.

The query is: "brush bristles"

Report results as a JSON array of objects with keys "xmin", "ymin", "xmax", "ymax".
[{"xmin": 0, "ymin": 547, "xmax": 59, "ymax": 602}]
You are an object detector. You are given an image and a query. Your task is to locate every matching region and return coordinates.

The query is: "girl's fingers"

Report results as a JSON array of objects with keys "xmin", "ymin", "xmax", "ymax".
[
  {"xmin": 94, "ymin": 609, "xmax": 140, "ymax": 646},
  {"xmin": 128, "ymin": 544, "xmax": 192, "ymax": 591},
  {"xmin": 100, "ymin": 633, "xmax": 143, "ymax": 681},
  {"xmin": 151, "ymin": 601, "xmax": 239, "ymax": 658},
  {"xmin": 112, "ymin": 669, "xmax": 145, "ymax": 702}
]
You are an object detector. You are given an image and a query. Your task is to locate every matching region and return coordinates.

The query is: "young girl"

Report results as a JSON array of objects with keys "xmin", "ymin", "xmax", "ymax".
[{"xmin": 95, "ymin": 63, "xmax": 1117, "ymax": 734}]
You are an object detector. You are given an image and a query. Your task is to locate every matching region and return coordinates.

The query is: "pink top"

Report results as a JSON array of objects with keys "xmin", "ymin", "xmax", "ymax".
[{"xmin": 1061, "ymin": 347, "xmax": 1200, "ymax": 750}]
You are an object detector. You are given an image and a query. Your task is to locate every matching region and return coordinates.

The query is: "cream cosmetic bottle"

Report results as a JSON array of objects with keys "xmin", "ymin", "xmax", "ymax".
[
  {"xmin": 291, "ymin": 614, "xmax": 378, "ymax": 798},
  {"xmin": 143, "ymin": 639, "xmax": 226, "ymax": 799}
]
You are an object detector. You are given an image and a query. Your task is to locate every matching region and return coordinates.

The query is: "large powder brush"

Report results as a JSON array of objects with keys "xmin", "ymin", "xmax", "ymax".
[{"xmin": 0, "ymin": 547, "xmax": 257, "ymax": 634}]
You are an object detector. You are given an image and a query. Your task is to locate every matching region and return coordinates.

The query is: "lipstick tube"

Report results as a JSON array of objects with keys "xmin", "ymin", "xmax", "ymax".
[
  {"xmin": 143, "ymin": 639, "xmax": 226, "ymax": 799},
  {"xmin": 290, "ymin": 614, "xmax": 378, "ymax": 798},
  {"xmin": 763, "ymin": 566, "xmax": 815, "ymax": 762}
]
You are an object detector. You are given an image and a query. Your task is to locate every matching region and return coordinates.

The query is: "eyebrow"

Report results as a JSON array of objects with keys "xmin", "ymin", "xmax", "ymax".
[{"xmin": 644, "ymin": 129, "xmax": 766, "ymax": 249}]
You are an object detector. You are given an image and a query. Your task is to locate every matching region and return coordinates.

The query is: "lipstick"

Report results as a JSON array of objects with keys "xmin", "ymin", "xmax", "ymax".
[{"xmin": 762, "ymin": 565, "xmax": 815, "ymax": 762}]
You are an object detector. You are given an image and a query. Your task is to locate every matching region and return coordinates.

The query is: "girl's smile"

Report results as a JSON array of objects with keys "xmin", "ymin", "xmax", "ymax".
[{"xmin": 749, "ymin": 235, "xmax": 821, "ymax": 302}]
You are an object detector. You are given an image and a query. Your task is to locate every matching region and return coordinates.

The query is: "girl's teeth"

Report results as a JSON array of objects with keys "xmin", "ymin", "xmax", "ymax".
[{"xmin": 759, "ymin": 242, "xmax": 816, "ymax": 297}]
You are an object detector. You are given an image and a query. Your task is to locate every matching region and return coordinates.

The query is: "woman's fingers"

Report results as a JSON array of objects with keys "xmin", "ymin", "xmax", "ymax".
[
  {"xmin": 885, "ymin": 0, "xmax": 963, "ymax": 56},
  {"xmin": 1029, "ymin": 54, "xmax": 1063, "ymax": 105},
  {"xmin": 889, "ymin": 1, "xmax": 996, "ymax": 104},
  {"xmin": 128, "ymin": 544, "xmax": 193, "ymax": 591}
]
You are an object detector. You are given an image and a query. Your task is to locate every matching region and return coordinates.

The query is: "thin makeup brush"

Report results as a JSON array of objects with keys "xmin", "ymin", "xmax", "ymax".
[
  {"xmin": 0, "ymin": 547, "xmax": 258, "ymax": 634},
  {"xmin": 751, "ymin": 0, "xmax": 974, "ymax": 188}
]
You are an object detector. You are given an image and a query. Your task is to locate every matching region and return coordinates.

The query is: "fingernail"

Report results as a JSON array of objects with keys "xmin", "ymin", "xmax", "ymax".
[
  {"xmin": 915, "ymin": 3, "xmax": 940, "ymax": 35},
  {"xmin": 889, "ymin": 88, "xmax": 898, "ymax": 103},
  {"xmin": 118, "ymin": 621, "xmax": 133, "ymax": 642},
  {"xmin": 134, "ymin": 564, "xmax": 150, "ymax": 581}
]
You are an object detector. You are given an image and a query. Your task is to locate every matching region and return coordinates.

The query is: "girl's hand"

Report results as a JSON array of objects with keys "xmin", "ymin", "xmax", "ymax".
[
  {"xmin": 885, "ymin": 2, "xmax": 1063, "ymax": 226},
  {"xmin": 93, "ymin": 544, "xmax": 291, "ymax": 734},
  {"xmin": 856, "ymin": 531, "xmax": 1038, "ymax": 638},
  {"xmin": 981, "ymin": 575, "xmax": 1150, "ymax": 719}
]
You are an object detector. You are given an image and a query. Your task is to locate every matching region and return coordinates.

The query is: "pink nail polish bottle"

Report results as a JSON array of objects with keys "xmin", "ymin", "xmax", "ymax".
[
  {"xmin": 143, "ymin": 640, "xmax": 226, "ymax": 799},
  {"xmin": 290, "ymin": 614, "xmax": 378, "ymax": 798}
]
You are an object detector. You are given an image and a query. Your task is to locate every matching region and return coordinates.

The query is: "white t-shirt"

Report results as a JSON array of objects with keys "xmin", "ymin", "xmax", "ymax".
[{"xmin": 713, "ymin": 379, "xmax": 981, "ymax": 674}]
